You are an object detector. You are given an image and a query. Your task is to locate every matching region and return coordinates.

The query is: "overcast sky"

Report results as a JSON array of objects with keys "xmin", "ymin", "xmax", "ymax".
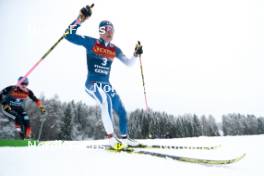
[{"xmin": 1, "ymin": 0, "xmax": 264, "ymax": 120}]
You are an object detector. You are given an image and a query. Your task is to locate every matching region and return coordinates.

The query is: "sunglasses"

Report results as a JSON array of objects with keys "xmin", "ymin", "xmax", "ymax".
[{"xmin": 21, "ymin": 83, "xmax": 28, "ymax": 86}]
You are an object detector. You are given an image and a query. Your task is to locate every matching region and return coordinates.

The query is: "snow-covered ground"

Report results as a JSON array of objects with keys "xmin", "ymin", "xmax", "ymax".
[{"xmin": 0, "ymin": 135, "xmax": 263, "ymax": 176}]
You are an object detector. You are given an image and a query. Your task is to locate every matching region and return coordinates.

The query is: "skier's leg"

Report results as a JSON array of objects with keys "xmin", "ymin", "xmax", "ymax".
[
  {"xmin": 110, "ymin": 89, "xmax": 140, "ymax": 147},
  {"xmin": 85, "ymin": 82, "xmax": 124, "ymax": 150},
  {"xmin": 85, "ymin": 82, "xmax": 114, "ymax": 135},
  {"xmin": 110, "ymin": 92, "xmax": 128, "ymax": 136},
  {"xmin": 15, "ymin": 116, "xmax": 24, "ymax": 139},
  {"xmin": 22, "ymin": 111, "xmax": 31, "ymax": 139}
]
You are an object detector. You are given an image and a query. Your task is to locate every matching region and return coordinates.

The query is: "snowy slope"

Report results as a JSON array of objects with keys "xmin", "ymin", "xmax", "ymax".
[{"xmin": 0, "ymin": 135, "xmax": 263, "ymax": 176}]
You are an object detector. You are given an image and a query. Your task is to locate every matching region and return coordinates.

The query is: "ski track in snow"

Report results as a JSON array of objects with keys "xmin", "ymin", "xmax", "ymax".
[{"xmin": 0, "ymin": 135, "xmax": 263, "ymax": 176}]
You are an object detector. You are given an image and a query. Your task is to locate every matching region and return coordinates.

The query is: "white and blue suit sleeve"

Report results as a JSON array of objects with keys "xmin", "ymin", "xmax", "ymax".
[{"xmin": 116, "ymin": 47, "xmax": 137, "ymax": 66}]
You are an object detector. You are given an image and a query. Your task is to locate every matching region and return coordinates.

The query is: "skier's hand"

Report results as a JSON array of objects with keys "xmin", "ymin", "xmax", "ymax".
[
  {"xmin": 2, "ymin": 104, "xmax": 11, "ymax": 111},
  {"xmin": 39, "ymin": 106, "xmax": 46, "ymax": 114},
  {"xmin": 79, "ymin": 5, "xmax": 93, "ymax": 22},
  {"xmin": 134, "ymin": 41, "xmax": 143, "ymax": 57}
]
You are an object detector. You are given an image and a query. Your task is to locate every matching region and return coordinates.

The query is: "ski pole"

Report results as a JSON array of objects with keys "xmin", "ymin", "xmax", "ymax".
[
  {"xmin": 138, "ymin": 41, "xmax": 149, "ymax": 110},
  {"xmin": 37, "ymin": 115, "xmax": 46, "ymax": 141},
  {"xmin": 17, "ymin": 4, "xmax": 94, "ymax": 86}
]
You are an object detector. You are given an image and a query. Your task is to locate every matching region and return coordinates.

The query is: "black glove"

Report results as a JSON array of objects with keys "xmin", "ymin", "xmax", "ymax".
[
  {"xmin": 39, "ymin": 106, "xmax": 46, "ymax": 114},
  {"xmin": 80, "ymin": 5, "xmax": 92, "ymax": 18},
  {"xmin": 2, "ymin": 104, "xmax": 11, "ymax": 111},
  {"xmin": 134, "ymin": 41, "xmax": 143, "ymax": 57}
]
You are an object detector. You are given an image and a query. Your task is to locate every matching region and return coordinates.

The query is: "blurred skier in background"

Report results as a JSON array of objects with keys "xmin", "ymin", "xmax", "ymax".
[{"xmin": 0, "ymin": 76, "xmax": 46, "ymax": 139}]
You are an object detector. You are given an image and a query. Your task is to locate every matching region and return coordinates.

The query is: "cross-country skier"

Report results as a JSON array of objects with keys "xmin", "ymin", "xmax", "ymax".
[
  {"xmin": 65, "ymin": 5, "xmax": 143, "ymax": 149},
  {"xmin": 0, "ymin": 77, "xmax": 46, "ymax": 139}
]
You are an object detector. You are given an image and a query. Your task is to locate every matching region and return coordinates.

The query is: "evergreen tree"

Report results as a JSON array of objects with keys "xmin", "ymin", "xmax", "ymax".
[
  {"xmin": 207, "ymin": 115, "xmax": 220, "ymax": 136},
  {"xmin": 29, "ymin": 95, "xmax": 64, "ymax": 140},
  {"xmin": 193, "ymin": 114, "xmax": 202, "ymax": 136},
  {"xmin": 59, "ymin": 101, "xmax": 75, "ymax": 140},
  {"xmin": 257, "ymin": 117, "xmax": 264, "ymax": 134},
  {"xmin": 244, "ymin": 115, "xmax": 258, "ymax": 134}
]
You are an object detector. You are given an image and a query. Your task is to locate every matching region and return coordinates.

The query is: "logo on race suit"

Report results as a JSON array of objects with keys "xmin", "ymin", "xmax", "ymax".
[
  {"xmin": 10, "ymin": 90, "xmax": 28, "ymax": 99},
  {"xmin": 10, "ymin": 98, "xmax": 23, "ymax": 107},
  {"xmin": 92, "ymin": 41, "xmax": 116, "ymax": 59}
]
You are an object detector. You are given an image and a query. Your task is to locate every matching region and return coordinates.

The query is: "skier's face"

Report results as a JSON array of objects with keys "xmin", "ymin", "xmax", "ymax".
[
  {"xmin": 20, "ymin": 83, "xmax": 28, "ymax": 89},
  {"xmin": 99, "ymin": 25, "xmax": 114, "ymax": 42}
]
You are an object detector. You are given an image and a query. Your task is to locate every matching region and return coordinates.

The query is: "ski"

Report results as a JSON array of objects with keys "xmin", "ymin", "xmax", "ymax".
[
  {"xmin": 87, "ymin": 144, "xmax": 221, "ymax": 150},
  {"xmin": 108, "ymin": 147, "xmax": 245, "ymax": 165},
  {"xmin": 87, "ymin": 145, "xmax": 246, "ymax": 165},
  {"xmin": 132, "ymin": 150, "xmax": 246, "ymax": 165},
  {"xmin": 132, "ymin": 144, "xmax": 221, "ymax": 150}
]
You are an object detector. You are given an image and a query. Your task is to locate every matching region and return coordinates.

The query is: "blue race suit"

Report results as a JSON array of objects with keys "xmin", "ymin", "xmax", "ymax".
[{"xmin": 65, "ymin": 20, "xmax": 136, "ymax": 136}]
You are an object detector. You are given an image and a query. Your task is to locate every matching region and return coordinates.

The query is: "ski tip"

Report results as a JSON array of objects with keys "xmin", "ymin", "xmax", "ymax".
[
  {"xmin": 239, "ymin": 153, "xmax": 246, "ymax": 160},
  {"xmin": 223, "ymin": 153, "xmax": 246, "ymax": 165}
]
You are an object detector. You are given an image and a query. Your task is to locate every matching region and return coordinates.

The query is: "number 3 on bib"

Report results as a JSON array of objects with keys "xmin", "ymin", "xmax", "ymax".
[{"xmin": 101, "ymin": 58, "xmax": 107, "ymax": 66}]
